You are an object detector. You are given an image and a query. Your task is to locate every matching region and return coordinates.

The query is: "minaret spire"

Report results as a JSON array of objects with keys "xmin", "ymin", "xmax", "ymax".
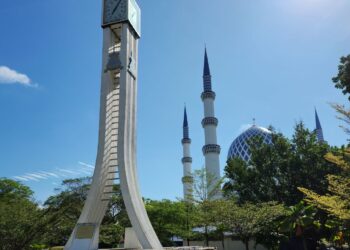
[
  {"xmin": 183, "ymin": 106, "xmax": 189, "ymax": 138},
  {"xmin": 203, "ymin": 48, "xmax": 212, "ymax": 92},
  {"xmin": 201, "ymin": 48, "xmax": 221, "ymax": 199},
  {"xmin": 181, "ymin": 106, "xmax": 193, "ymax": 202},
  {"xmin": 315, "ymin": 108, "xmax": 325, "ymax": 143},
  {"xmin": 203, "ymin": 48, "xmax": 211, "ymax": 77}
]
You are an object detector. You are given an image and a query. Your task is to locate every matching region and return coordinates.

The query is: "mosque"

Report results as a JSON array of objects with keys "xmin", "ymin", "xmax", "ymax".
[{"xmin": 180, "ymin": 49, "xmax": 325, "ymax": 201}]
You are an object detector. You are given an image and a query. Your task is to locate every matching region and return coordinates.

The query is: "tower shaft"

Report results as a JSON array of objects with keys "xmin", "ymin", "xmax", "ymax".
[
  {"xmin": 182, "ymin": 108, "xmax": 193, "ymax": 202},
  {"xmin": 201, "ymin": 49, "xmax": 221, "ymax": 199},
  {"xmin": 65, "ymin": 1, "xmax": 162, "ymax": 248}
]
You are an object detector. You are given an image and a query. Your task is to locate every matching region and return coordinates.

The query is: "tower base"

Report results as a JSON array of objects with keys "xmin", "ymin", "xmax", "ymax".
[
  {"xmin": 64, "ymin": 223, "xmax": 99, "ymax": 250},
  {"xmin": 125, "ymin": 227, "xmax": 142, "ymax": 249}
]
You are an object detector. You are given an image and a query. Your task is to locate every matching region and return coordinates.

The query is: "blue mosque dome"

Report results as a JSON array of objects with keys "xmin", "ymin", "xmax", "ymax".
[{"xmin": 227, "ymin": 125, "xmax": 273, "ymax": 162}]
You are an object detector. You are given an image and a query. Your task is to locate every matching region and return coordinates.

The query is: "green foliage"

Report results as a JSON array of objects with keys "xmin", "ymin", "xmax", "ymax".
[
  {"xmin": 100, "ymin": 185, "xmax": 130, "ymax": 247},
  {"xmin": 187, "ymin": 168, "xmax": 225, "ymax": 246},
  {"xmin": 191, "ymin": 168, "xmax": 223, "ymax": 202},
  {"xmin": 210, "ymin": 200, "xmax": 287, "ymax": 250},
  {"xmin": 182, "ymin": 168, "xmax": 288, "ymax": 249},
  {"xmin": 279, "ymin": 201, "xmax": 318, "ymax": 236},
  {"xmin": 145, "ymin": 199, "xmax": 197, "ymax": 246},
  {"xmin": 331, "ymin": 103, "xmax": 350, "ymax": 136},
  {"xmin": 40, "ymin": 177, "xmax": 128, "ymax": 248},
  {"xmin": 332, "ymin": 55, "xmax": 350, "ymax": 100},
  {"xmin": 0, "ymin": 178, "xmax": 48, "ymax": 250},
  {"xmin": 298, "ymin": 148, "xmax": 350, "ymax": 247},
  {"xmin": 40, "ymin": 177, "xmax": 91, "ymax": 246},
  {"xmin": 99, "ymin": 223, "xmax": 124, "ymax": 247},
  {"xmin": 0, "ymin": 178, "xmax": 34, "ymax": 200},
  {"xmin": 297, "ymin": 70, "xmax": 350, "ymax": 247},
  {"xmin": 223, "ymin": 122, "xmax": 338, "ymax": 205},
  {"xmin": 299, "ymin": 148, "xmax": 350, "ymax": 221}
]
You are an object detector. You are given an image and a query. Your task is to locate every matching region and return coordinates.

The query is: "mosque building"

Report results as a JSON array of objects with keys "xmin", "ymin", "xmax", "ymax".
[
  {"xmin": 227, "ymin": 109, "xmax": 325, "ymax": 162},
  {"xmin": 227, "ymin": 123, "xmax": 273, "ymax": 162},
  {"xmin": 180, "ymin": 49, "xmax": 325, "ymax": 200}
]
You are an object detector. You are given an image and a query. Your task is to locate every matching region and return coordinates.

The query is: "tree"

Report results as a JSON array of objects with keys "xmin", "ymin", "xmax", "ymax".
[
  {"xmin": 0, "ymin": 179, "xmax": 49, "ymax": 250},
  {"xmin": 190, "ymin": 168, "xmax": 224, "ymax": 246},
  {"xmin": 297, "ymin": 62, "xmax": 350, "ymax": 247},
  {"xmin": 204, "ymin": 199, "xmax": 231, "ymax": 249},
  {"xmin": 299, "ymin": 150, "xmax": 350, "ymax": 219},
  {"xmin": 298, "ymin": 148, "xmax": 350, "ymax": 229},
  {"xmin": 214, "ymin": 200, "xmax": 286, "ymax": 250},
  {"xmin": 223, "ymin": 123, "xmax": 338, "ymax": 205},
  {"xmin": 100, "ymin": 184, "xmax": 131, "ymax": 247},
  {"xmin": 192, "ymin": 168, "xmax": 223, "ymax": 202},
  {"xmin": 41, "ymin": 177, "xmax": 92, "ymax": 246},
  {"xmin": 145, "ymin": 199, "xmax": 194, "ymax": 246},
  {"xmin": 332, "ymin": 55, "xmax": 350, "ymax": 100},
  {"xmin": 331, "ymin": 103, "xmax": 350, "ymax": 136},
  {"xmin": 278, "ymin": 202, "xmax": 320, "ymax": 250},
  {"xmin": 0, "ymin": 178, "xmax": 33, "ymax": 200},
  {"xmin": 279, "ymin": 201, "xmax": 318, "ymax": 237},
  {"xmin": 41, "ymin": 177, "xmax": 128, "ymax": 248}
]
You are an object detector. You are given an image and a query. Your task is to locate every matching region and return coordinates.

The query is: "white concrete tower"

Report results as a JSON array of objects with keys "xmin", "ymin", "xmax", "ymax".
[
  {"xmin": 201, "ymin": 48, "xmax": 221, "ymax": 199},
  {"xmin": 181, "ymin": 107, "xmax": 193, "ymax": 202},
  {"xmin": 65, "ymin": 0, "xmax": 162, "ymax": 249}
]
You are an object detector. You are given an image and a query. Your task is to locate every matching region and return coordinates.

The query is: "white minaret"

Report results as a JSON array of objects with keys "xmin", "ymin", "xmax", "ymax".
[
  {"xmin": 201, "ymin": 48, "xmax": 221, "ymax": 199},
  {"xmin": 181, "ymin": 107, "xmax": 193, "ymax": 202}
]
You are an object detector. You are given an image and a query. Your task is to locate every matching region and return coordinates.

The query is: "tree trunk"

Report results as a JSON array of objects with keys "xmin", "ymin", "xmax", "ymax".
[
  {"xmin": 221, "ymin": 232, "xmax": 225, "ymax": 250},
  {"xmin": 205, "ymin": 225, "xmax": 209, "ymax": 246},
  {"xmin": 245, "ymin": 240, "xmax": 249, "ymax": 250}
]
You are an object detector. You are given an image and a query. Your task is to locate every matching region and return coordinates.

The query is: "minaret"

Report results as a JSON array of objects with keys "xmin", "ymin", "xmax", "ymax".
[
  {"xmin": 201, "ymin": 48, "xmax": 221, "ymax": 199},
  {"xmin": 315, "ymin": 108, "xmax": 325, "ymax": 143},
  {"xmin": 181, "ymin": 107, "xmax": 193, "ymax": 202}
]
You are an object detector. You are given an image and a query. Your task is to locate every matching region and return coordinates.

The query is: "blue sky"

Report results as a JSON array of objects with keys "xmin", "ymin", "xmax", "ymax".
[{"xmin": 1, "ymin": 0, "xmax": 350, "ymax": 203}]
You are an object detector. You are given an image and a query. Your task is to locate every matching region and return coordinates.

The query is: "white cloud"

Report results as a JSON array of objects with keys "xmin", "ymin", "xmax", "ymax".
[
  {"xmin": 22, "ymin": 174, "xmax": 40, "ymax": 182},
  {"xmin": 12, "ymin": 162, "xmax": 94, "ymax": 184},
  {"xmin": 78, "ymin": 162, "xmax": 95, "ymax": 169},
  {"xmin": 0, "ymin": 66, "xmax": 37, "ymax": 87},
  {"xmin": 27, "ymin": 173, "xmax": 48, "ymax": 180},
  {"xmin": 39, "ymin": 171, "xmax": 60, "ymax": 178},
  {"xmin": 58, "ymin": 169, "xmax": 77, "ymax": 174},
  {"xmin": 13, "ymin": 176, "xmax": 29, "ymax": 181}
]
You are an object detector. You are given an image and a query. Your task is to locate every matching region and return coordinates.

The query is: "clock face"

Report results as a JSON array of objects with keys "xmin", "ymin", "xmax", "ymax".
[
  {"xmin": 104, "ymin": 0, "xmax": 128, "ymax": 25},
  {"xmin": 103, "ymin": 0, "xmax": 141, "ymax": 37},
  {"xmin": 128, "ymin": 0, "xmax": 141, "ymax": 37},
  {"xmin": 128, "ymin": 3, "xmax": 137, "ymax": 28}
]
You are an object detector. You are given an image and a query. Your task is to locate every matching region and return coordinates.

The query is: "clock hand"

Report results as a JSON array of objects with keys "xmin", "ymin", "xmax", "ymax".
[{"xmin": 112, "ymin": 0, "xmax": 122, "ymax": 15}]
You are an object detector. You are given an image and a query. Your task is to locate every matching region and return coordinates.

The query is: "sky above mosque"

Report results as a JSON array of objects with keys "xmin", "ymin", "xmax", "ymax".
[{"xmin": 1, "ymin": 0, "xmax": 350, "ymax": 203}]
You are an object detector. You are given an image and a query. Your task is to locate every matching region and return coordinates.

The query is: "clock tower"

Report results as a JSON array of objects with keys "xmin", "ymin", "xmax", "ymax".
[{"xmin": 64, "ymin": 1, "xmax": 162, "ymax": 249}]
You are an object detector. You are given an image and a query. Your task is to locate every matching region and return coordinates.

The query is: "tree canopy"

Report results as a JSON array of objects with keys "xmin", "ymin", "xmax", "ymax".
[
  {"xmin": 332, "ymin": 55, "xmax": 350, "ymax": 100},
  {"xmin": 223, "ymin": 122, "xmax": 338, "ymax": 205},
  {"xmin": 0, "ymin": 179, "xmax": 47, "ymax": 250}
]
